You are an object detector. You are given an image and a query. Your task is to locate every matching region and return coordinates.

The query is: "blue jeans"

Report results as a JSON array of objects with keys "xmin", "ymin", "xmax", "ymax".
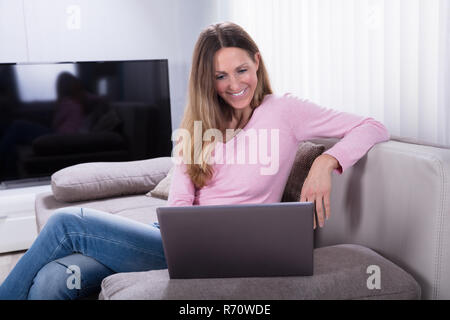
[{"xmin": 0, "ymin": 207, "xmax": 167, "ymax": 300}]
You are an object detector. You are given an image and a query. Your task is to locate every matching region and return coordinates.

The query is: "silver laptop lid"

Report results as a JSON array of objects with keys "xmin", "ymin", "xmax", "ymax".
[{"xmin": 156, "ymin": 202, "xmax": 314, "ymax": 279}]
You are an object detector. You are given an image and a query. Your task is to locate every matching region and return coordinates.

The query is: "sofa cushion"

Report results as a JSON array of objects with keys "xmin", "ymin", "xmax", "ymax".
[
  {"xmin": 99, "ymin": 244, "xmax": 421, "ymax": 300},
  {"xmin": 35, "ymin": 191, "xmax": 165, "ymax": 232},
  {"xmin": 281, "ymin": 141, "xmax": 325, "ymax": 202},
  {"xmin": 50, "ymin": 157, "xmax": 173, "ymax": 202}
]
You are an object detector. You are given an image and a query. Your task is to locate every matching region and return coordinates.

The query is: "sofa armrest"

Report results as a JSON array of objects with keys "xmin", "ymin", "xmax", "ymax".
[
  {"xmin": 312, "ymin": 138, "xmax": 450, "ymax": 299},
  {"xmin": 51, "ymin": 157, "xmax": 173, "ymax": 202}
]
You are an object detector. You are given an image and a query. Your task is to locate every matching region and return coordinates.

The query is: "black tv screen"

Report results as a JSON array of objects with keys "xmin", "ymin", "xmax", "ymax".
[{"xmin": 0, "ymin": 60, "xmax": 172, "ymax": 186}]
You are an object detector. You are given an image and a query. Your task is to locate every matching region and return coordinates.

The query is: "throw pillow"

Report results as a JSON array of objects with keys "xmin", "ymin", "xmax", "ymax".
[
  {"xmin": 281, "ymin": 141, "xmax": 325, "ymax": 202},
  {"xmin": 146, "ymin": 165, "xmax": 175, "ymax": 200},
  {"xmin": 51, "ymin": 157, "xmax": 173, "ymax": 202}
]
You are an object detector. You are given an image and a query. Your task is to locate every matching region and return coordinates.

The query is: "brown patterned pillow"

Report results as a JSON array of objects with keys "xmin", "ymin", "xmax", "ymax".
[{"xmin": 281, "ymin": 141, "xmax": 326, "ymax": 202}]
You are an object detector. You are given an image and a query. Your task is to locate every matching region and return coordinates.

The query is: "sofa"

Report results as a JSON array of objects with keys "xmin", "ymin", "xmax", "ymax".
[{"xmin": 33, "ymin": 136, "xmax": 450, "ymax": 299}]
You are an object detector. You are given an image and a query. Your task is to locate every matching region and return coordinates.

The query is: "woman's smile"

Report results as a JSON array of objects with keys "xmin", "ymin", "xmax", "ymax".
[{"xmin": 228, "ymin": 87, "xmax": 248, "ymax": 98}]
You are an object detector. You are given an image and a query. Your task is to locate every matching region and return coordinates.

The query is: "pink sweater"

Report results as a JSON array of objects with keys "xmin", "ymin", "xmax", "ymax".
[{"xmin": 167, "ymin": 93, "xmax": 390, "ymax": 206}]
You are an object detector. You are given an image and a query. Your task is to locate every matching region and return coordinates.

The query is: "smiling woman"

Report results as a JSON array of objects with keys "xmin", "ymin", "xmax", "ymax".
[
  {"xmin": 214, "ymin": 48, "xmax": 260, "ymax": 132},
  {"xmin": 168, "ymin": 21, "xmax": 390, "ymax": 225},
  {"xmin": 179, "ymin": 22, "xmax": 273, "ymax": 189}
]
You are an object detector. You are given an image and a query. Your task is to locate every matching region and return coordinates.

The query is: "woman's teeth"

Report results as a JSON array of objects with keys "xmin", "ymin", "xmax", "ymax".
[{"xmin": 230, "ymin": 88, "xmax": 246, "ymax": 96}]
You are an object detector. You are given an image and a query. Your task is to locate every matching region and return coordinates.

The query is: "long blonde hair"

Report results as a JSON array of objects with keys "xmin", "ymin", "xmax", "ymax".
[{"xmin": 179, "ymin": 22, "xmax": 273, "ymax": 189}]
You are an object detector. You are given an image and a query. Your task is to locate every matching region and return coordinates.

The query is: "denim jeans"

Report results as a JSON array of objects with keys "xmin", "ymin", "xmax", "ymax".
[{"xmin": 0, "ymin": 207, "xmax": 167, "ymax": 300}]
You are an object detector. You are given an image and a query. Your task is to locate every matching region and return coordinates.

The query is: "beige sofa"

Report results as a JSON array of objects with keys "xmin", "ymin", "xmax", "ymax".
[{"xmin": 34, "ymin": 137, "xmax": 450, "ymax": 299}]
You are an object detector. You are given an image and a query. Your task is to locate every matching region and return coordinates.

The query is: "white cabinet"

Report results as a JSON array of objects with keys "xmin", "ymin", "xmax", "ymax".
[{"xmin": 0, "ymin": 184, "xmax": 51, "ymax": 253}]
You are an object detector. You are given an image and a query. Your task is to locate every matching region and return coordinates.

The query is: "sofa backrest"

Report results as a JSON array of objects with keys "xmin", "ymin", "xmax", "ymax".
[{"xmin": 311, "ymin": 137, "xmax": 450, "ymax": 300}]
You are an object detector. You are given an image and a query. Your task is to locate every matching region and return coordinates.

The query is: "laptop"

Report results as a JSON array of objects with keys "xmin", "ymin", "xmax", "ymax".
[{"xmin": 156, "ymin": 202, "xmax": 314, "ymax": 279}]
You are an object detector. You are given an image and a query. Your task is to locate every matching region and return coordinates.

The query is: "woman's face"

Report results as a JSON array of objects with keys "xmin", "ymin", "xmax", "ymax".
[{"xmin": 214, "ymin": 47, "xmax": 260, "ymax": 113}]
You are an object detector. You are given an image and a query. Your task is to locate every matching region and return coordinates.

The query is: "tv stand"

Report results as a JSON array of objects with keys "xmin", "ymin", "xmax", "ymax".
[
  {"xmin": 1, "ymin": 177, "xmax": 51, "ymax": 190},
  {"xmin": 0, "ymin": 183, "xmax": 51, "ymax": 253}
]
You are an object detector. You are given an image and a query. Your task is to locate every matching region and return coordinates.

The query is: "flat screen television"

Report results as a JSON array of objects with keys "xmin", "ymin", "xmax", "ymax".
[{"xmin": 0, "ymin": 60, "xmax": 172, "ymax": 187}]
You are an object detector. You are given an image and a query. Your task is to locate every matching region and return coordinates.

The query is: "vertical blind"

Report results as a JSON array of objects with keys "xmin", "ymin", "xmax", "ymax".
[{"xmin": 218, "ymin": 0, "xmax": 450, "ymax": 146}]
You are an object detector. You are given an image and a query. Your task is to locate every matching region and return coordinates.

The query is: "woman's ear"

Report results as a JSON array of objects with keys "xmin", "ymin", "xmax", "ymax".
[{"xmin": 254, "ymin": 52, "xmax": 260, "ymax": 71}]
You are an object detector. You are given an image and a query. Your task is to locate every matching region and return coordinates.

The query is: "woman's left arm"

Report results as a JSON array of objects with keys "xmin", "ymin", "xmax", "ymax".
[
  {"xmin": 300, "ymin": 153, "xmax": 339, "ymax": 229},
  {"xmin": 281, "ymin": 94, "xmax": 390, "ymax": 228}
]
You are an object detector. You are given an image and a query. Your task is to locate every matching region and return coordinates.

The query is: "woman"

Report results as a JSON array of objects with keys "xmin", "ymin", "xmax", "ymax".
[{"xmin": 0, "ymin": 22, "xmax": 389, "ymax": 300}]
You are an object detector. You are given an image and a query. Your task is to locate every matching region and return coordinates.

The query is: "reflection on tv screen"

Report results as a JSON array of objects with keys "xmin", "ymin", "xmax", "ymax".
[{"xmin": 0, "ymin": 60, "xmax": 172, "ymax": 184}]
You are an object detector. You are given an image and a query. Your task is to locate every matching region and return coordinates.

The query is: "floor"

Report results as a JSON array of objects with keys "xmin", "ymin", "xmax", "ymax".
[{"xmin": 0, "ymin": 250, "xmax": 26, "ymax": 285}]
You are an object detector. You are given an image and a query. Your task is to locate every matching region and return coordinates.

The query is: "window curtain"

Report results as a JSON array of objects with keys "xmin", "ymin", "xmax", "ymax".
[{"xmin": 217, "ymin": 0, "xmax": 450, "ymax": 147}]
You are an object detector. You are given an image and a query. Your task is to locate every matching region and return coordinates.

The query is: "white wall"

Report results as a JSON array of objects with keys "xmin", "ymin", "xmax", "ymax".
[
  {"xmin": 0, "ymin": 0, "xmax": 28, "ymax": 62},
  {"xmin": 0, "ymin": 0, "xmax": 220, "ymax": 132}
]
